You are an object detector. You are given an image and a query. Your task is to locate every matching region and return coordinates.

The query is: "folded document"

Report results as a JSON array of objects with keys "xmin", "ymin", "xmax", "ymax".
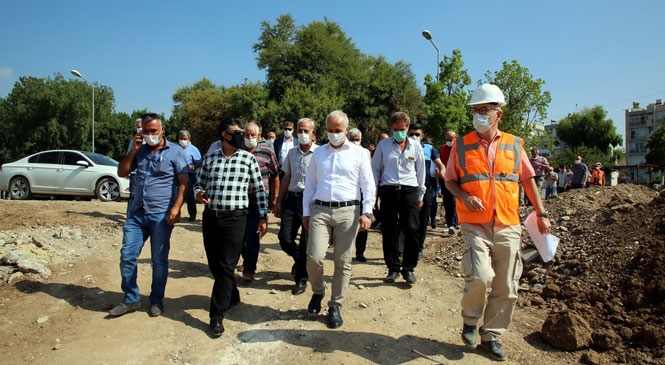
[{"xmin": 524, "ymin": 211, "xmax": 559, "ymax": 262}]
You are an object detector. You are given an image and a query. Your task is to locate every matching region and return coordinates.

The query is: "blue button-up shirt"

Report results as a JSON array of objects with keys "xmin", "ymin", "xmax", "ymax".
[
  {"xmin": 181, "ymin": 143, "xmax": 202, "ymax": 174},
  {"xmin": 129, "ymin": 138, "xmax": 189, "ymax": 214}
]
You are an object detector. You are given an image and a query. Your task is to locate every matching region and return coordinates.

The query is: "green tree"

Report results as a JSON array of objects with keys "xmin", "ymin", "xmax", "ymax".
[
  {"xmin": 483, "ymin": 60, "xmax": 551, "ymax": 141},
  {"xmin": 646, "ymin": 126, "xmax": 665, "ymax": 164},
  {"xmin": 0, "ymin": 73, "xmax": 116, "ymax": 160},
  {"xmin": 420, "ymin": 49, "xmax": 472, "ymax": 146},
  {"xmin": 556, "ymin": 106, "xmax": 623, "ymax": 159}
]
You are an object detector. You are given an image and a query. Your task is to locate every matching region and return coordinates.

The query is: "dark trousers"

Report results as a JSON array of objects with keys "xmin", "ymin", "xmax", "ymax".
[
  {"xmin": 379, "ymin": 186, "xmax": 420, "ymax": 273},
  {"xmin": 442, "ymin": 184, "xmax": 458, "ymax": 229},
  {"xmin": 417, "ymin": 183, "xmax": 435, "ymax": 252},
  {"xmin": 355, "ymin": 192, "xmax": 368, "ymax": 257},
  {"xmin": 202, "ymin": 210, "xmax": 247, "ymax": 319},
  {"xmin": 277, "ymin": 193, "xmax": 308, "ymax": 283},
  {"xmin": 241, "ymin": 201, "xmax": 261, "ymax": 274},
  {"xmin": 185, "ymin": 174, "xmax": 197, "ymax": 219}
]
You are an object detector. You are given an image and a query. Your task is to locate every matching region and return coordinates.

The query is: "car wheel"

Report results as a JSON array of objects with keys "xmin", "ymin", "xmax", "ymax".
[
  {"xmin": 9, "ymin": 176, "xmax": 31, "ymax": 200},
  {"xmin": 96, "ymin": 177, "xmax": 121, "ymax": 202}
]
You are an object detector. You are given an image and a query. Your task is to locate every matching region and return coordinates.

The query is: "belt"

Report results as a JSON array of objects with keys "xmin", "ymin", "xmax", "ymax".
[
  {"xmin": 380, "ymin": 184, "xmax": 417, "ymax": 192},
  {"xmin": 287, "ymin": 191, "xmax": 304, "ymax": 198},
  {"xmin": 205, "ymin": 207, "xmax": 248, "ymax": 218},
  {"xmin": 314, "ymin": 199, "xmax": 359, "ymax": 208}
]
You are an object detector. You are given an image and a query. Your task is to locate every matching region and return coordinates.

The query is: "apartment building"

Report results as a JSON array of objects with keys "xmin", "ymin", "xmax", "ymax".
[{"xmin": 624, "ymin": 99, "xmax": 665, "ymax": 183}]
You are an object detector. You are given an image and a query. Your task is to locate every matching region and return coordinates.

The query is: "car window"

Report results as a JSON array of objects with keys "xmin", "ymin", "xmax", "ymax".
[
  {"xmin": 81, "ymin": 151, "xmax": 118, "ymax": 166},
  {"xmin": 32, "ymin": 151, "xmax": 61, "ymax": 164},
  {"xmin": 63, "ymin": 152, "xmax": 85, "ymax": 166}
]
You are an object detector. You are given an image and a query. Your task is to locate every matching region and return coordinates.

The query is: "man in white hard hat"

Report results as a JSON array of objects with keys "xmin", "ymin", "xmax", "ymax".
[{"xmin": 444, "ymin": 83, "xmax": 552, "ymax": 361}]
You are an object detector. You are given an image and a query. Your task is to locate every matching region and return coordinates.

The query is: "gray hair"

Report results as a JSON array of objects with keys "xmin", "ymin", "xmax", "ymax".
[
  {"xmin": 326, "ymin": 110, "xmax": 349, "ymax": 127},
  {"xmin": 245, "ymin": 121, "xmax": 260, "ymax": 134},
  {"xmin": 348, "ymin": 128, "xmax": 362, "ymax": 138},
  {"xmin": 297, "ymin": 118, "xmax": 315, "ymax": 130},
  {"xmin": 178, "ymin": 130, "xmax": 191, "ymax": 139}
]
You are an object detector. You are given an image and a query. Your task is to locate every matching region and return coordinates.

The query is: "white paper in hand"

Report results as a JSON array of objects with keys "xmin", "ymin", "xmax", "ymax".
[{"xmin": 524, "ymin": 211, "xmax": 559, "ymax": 262}]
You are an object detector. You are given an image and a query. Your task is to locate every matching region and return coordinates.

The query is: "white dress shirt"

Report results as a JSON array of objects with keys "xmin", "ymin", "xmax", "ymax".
[
  {"xmin": 303, "ymin": 140, "xmax": 376, "ymax": 216},
  {"xmin": 371, "ymin": 137, "xmax": 426, "ymax": 200}
]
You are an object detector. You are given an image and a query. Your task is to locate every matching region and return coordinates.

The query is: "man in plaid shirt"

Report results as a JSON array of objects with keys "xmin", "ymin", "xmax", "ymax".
[{"xmin": 194, "ymin": 118, "xmax": 268, "ymax": 338}]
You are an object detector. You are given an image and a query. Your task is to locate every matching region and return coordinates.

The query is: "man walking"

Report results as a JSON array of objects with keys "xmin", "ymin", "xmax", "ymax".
[
  {"xmin": 177, "ymin": 130, "xmax": 202, "ymax": 221},
  {"xmin": 194, "ymin": 118, "xmax": 268, "ymax": 338},
  {"xmin": 439, "ymin": 130, "xmax": 459, "ymax": 234},
  {"xmin": 111, "ymin": 113, "xmax": 189, "ymax": 318},
  {"xmin": 303, "ymin": 110, "xmax": 375, "ymax": 329},
  {"xmin": 444, "ymin": 84, "xmax": 551, "ymax": 361},
  {"xmin": 371, "ymin": 112, "xmax": 426, "ymax": 284},
  {"xmin": 274, "ymin": 118, "xmax": 318, "ymax": 295}
]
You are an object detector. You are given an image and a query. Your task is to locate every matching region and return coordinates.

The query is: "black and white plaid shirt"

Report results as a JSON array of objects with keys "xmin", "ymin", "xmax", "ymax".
[{"xmin": 194, "ymin": 148, "xmax": 267, "ymax": 218}]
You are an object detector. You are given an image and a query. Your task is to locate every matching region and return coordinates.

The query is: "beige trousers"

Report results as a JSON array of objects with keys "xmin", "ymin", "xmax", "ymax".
[
  {"xmin": 306, "ymin": 204, "xmax": 359, "ymax": 308},
  {"xmin": 460, "ymin": 220, "xmax": 522, "ymax": 341}
]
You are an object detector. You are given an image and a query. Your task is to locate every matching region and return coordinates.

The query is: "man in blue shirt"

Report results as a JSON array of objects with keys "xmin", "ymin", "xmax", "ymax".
[
  {"xmin": 177, "ymin": 130, "xmax": 202, "ymax": 221},
  {"xmin": 110, "ymin": 113, "xmax": 189, "ymax": 318}
]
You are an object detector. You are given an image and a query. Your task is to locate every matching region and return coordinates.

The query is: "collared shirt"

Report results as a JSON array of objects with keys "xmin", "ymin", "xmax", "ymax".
[
  {"xmin": 282, "ymin": 143, "xmax": 319, "ymax": 192},
  {"xmin": 529, "ymin": 155, "xmax": 549, "ymax": 177},
  {"xmin": 128, "ymin": 138, "xmax": 189, "ymax": 214},
  {"xmin": 422, "ymin": 142, "xmax": 440, "ymax": 178},
  {"xmin": 371, "ymin": 137, "xmax": 426, "ymax": 200},
  {"xmin": 279, "ymin": 138, "xmax": 295, "ymax": 166},
  {"xmin": 205, "ymin": 140, "xmax": 222, "ymax": 156},
  {"xmin": 444, "ymin": 130, "xmax": 535, "ymax": 182},
  {"xmin": 181, "ymin": 143, "xmax": 202, "ymax": 174},
  {"xmin": 247, "ymin": 140, "xmax": 279, "ymax": 194},
  {"xmin": 194, "ymin": 148, "xmax": 267, "ymax": 217},
  {"xmin": 303, "ymin": 140, "xmax": 375, "ymax": 216}
]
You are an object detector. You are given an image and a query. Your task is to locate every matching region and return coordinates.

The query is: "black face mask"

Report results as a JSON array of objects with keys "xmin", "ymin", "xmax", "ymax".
[{"xmin": 224, "ymin": 130, "xmax": 245, "ymax": 150}]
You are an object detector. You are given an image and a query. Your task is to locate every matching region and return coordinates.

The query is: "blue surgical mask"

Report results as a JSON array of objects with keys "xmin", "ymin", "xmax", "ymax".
[{"xmin": 393, "ymin": 130, "xmax": 407, "ymax": 142}]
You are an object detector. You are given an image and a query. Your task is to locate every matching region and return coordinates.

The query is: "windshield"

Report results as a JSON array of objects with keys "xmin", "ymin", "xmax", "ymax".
[{"xmin": 81, "ymin": 151, "xmax": 119, "ymax": 166}]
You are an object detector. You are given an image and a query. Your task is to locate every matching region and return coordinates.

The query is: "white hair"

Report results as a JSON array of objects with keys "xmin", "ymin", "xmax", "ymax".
[
  {"xmin": 297, "ymin": 118, "xmax": 315, "ymax": 130},
  {"xmin": 326, "ymin": 110, "xmax": 349, "ymax": 127}
]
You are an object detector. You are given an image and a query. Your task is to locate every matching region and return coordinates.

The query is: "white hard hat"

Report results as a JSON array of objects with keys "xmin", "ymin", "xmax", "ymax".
[{"xmin": 469, "ymin": 83, "xmax": 506, "ymax": 106}]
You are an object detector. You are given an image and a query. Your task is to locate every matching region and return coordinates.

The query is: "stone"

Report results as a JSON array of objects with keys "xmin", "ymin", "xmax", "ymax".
[
  {"xmin": 541, "ymin": 311, "xmax": 593, "ymax": 351},
  {"xmin": 542, "ymin": 283, "xmax": 561, "ymax": 299},
  {"xmin": 592, "ymin": 328, "xmax": 622, "ymax": 350},
  {"xmin": 36, "ymin": 315, "xmax": 49, "ymax": 324},
  {"xmin": 2, "ymin": 251, "xmax": 21, "ymax": 265},
  {"xmin": 17, "ymin": 256, "xmax": 52, "ymax": 276},
  {"xmin": 580, "ymin": 350, "xmax": 601, "ymax": 365}
]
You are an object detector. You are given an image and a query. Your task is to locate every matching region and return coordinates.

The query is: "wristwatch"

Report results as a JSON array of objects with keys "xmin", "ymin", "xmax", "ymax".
[
  {"xmin": 537, "ymin": 210, "xmax": 550, "ymax": 218},
  {"xmin": 363, "ymin": 213, "xmax": 375, "ymax": 221}
]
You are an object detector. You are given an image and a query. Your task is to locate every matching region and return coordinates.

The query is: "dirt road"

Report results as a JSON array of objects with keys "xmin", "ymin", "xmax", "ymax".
[{"xmin": 0, "ymin": 200, "xmax": 575, "ymax": 364}]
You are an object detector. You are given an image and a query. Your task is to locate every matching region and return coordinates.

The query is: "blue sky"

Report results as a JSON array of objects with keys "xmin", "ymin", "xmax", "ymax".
[{"xmin": 2, "ymin": 1, "xmax": 664, "ymax": 143}]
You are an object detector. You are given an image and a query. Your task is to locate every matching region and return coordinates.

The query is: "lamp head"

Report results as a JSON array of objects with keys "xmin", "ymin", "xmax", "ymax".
[
  {"xmin": 71, "ymin": 70, "xmax": 83, "ymax": 78},
  {"xmin": 421, "ymin": 30, "xmax": 432, "ymax": 40}
]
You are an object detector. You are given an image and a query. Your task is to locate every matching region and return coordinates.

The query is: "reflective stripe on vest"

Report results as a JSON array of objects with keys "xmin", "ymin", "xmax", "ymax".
[{"xmin": 455, "ymin": 132, "xmax": 523, "ymax": 225}]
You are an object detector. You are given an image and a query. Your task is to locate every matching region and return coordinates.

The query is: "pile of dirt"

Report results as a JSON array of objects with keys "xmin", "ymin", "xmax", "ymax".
[{"xmin": 428, "ymin": 184, "xmax": 665, "ymax": 364}]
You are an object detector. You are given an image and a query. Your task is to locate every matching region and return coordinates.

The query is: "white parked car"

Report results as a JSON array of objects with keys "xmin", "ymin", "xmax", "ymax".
[{"xmin": 0, "ymin": 150, "xmax": 130, "ymax": 202}]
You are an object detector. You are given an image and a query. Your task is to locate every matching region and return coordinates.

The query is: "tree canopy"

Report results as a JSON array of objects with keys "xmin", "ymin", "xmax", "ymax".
[
  {"xmin": 646, "ymin": 125, "xmax": 665, "ymax": 164},
  {"xmin": 556, "ymin": 106, "xmax": 623, "ymax": 153}
]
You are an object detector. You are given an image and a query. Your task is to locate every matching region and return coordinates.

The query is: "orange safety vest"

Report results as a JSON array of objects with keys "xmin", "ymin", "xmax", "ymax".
[
  {"xmin": 590, "ymin": 169, "xmax": 605, "ymax": 185},
  {"xmin": 454, "ymin": 132, "xmax": 523, "ymax": 225}
]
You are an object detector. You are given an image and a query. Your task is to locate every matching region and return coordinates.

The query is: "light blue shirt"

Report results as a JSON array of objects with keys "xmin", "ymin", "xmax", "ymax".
[
  {"xmin": 128, "ymin": 138, "xmax": 189, "ymax": 214},
  {"xmin": 181, "ymin": 143, "xmax": 202, "ymax": 174},
  {"xmin": 371, "ymin": 137, "xmax": 426, "ymax": 200}
]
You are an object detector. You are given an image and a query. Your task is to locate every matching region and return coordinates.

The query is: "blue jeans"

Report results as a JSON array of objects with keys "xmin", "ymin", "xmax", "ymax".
[
  {"xmin": 120, "ymin": 209, "xmax": 173, "ymax": 304},
  {"xmin": 241, "ymin": 201, "xmax": 261, "ymax": 274}
]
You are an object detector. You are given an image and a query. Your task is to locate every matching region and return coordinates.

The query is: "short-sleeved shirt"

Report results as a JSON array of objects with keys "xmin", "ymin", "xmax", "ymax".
[
  {"xmin": 422, "ymin": 142, "xmax": 440, "ymax": 178},
  {"xmin": 571, "ymin": 163, "xmax": 589, "ymax": 185},
  {"xmin": 444, "ymin": 130, "xmax": 535, "ymax": 183},
  {"xmin": 181, "ymin": 143, "xmax": 202, "ymax": 174},
  {"xmin": 128, "ymin": 139, "xmax": 189, "ymax": 214},
  {"xmin": 248, "ymin": 141, "xmax": 279, "ymax": 194},
  {"xmin": 281, "ymin": 144, "xmax": 319, "ymax": 192},
  {"xmin": 529, "ymin": 155, "xmax": 549, "ymax": 177}
]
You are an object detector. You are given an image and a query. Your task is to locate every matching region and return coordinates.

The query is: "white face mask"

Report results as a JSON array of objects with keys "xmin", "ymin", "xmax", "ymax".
[
  {"xmin": 136, "ymin": 128, "xmax": 142, "ymax": 134},
  {"xmin": 297, "ymin": 133, "xmax": 311, "ymax": 144},
  {"xmin": 178, "ymin": 139, "xmax": 189, "ymax": 148},
  {"xmin": 327, "ymin": 132, "xmax": 346, "ymax": 146},
  {"xmin": 244, "ymin": 138, "xmax": 258, "ymax": 149},
  {"xmin": 473, "ymin": 114, "xmax": 492, "ymax": 133},
  {"xmin": 143, "ymin": 134, "xmax": 161, "ymax": 146},
  {"xmin": 409, "ymin": 135, "xmax": 420, "ymax": 143},
  {"xmin": 283, "ymin": 129, "xmax": 293, "ymax": 138},
  {"xmin": 446, "ymin": 140, "xmax": 454, "ymax": 147},
  {"xmin": 351, "ymin": 141, "xmax": 361, "ymax": 145},
  {"xmin": 575, "ymin": 159, "xmax": 581, "ymax": 165}
]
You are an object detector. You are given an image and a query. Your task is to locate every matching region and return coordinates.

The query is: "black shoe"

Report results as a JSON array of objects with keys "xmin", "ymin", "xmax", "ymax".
[
  {"xmin": 327, "ymin": 306, "xmax": 343, "ymax": 329},
  {"xmin": 384, "ymin": 271, "xmax": 400, "ymax": 283},
  {"xmin": 149, "ymin": 302, "xmax": 164, "ymax": 317},
  {"xmin": 431, "ymin": 220, "xmax": 437, "ymax": 229},
  {"xmin": 402, "ymin": 270, "xmax": 417, "ymax": 284},
  {"xmin": 481, "ymin": 339, "xmax": 507, "ymax": 361},
  {"xmin": 109, "ymin": 301, "xmax": 140, "ymax": 317},
  {"xmin": 292, "ymin": 280, "xmax": 307, "ymax": 295},
  {"xmin": 210, "ymin": 316, "xmax": 224, "ymax": 338},
  {"xmin": 461, "ymin": 324, "xmax": 478, "ymax": 348},
  {"xmin": 355, "ymin": 255, "xmax": 367, "ymax": 262},
  {"xmin": 308, "ymin": 294, "xmax": 323, "ymax": 315}
]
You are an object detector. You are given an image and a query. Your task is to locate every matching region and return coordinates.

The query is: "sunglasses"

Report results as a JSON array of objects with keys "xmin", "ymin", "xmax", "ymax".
[{"xmin": 408, "ymin": 133, "xmax": 421, "ymax": 137}]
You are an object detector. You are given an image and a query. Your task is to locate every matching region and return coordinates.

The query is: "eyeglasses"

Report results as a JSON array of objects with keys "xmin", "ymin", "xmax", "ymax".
[
  {"xmin": 284, "ymin": 128, "xmax": 293, "ymax": 131},
  {"xmin": 226, "ymin": 129, "xmax": 244, "ymax": 136},
  {"xmin": 472, "ymin": 107, "xmax": 499, "ymax": 115},
  {"xmin": 408, "ymin": 133, "xmax": 421, "ymax": 137}
]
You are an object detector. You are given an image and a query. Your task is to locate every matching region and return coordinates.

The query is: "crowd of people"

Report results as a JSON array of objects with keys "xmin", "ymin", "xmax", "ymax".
[{"xmin": 109, "ymin": 84, "xmax": 557, "ymax": 361}]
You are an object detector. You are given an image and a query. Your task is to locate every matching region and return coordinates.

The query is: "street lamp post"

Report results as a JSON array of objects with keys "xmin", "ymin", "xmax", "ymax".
[
  {"xmin": 421, "ymin": 30, "xmax": 440, "ymax": 82},
  {"xmin": 70, "ymin": 69, "xmax": 95, "ymax": 153}
]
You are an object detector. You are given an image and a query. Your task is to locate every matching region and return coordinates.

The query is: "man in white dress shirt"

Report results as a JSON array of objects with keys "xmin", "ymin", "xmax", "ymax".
[{"xmin": 302, "ymin": 110, "xmax": 376, "ymax": 329}]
